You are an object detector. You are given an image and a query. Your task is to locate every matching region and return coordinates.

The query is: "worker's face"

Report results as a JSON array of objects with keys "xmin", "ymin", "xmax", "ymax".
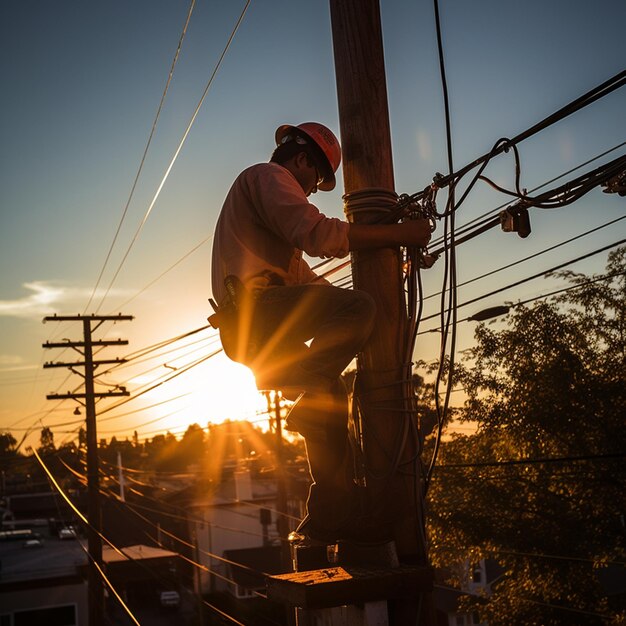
[{"xmin": 294, "ymin": 152, "xmax": 322, "ymax": 197}]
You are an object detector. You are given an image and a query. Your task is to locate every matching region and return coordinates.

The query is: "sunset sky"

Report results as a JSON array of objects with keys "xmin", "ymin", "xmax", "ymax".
[{"xmin": 1, "ymin": 0, "xmax": 624, "ymax": 450}]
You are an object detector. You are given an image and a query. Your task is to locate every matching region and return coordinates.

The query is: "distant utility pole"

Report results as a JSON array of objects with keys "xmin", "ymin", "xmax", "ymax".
[
  {"xmin": 117, "ymin": 450, "xmax": 125, "ymax": 502},
  {"xmin": 330, "ymin": 0, "xmax": 433, "ymax": 623},
  {"xmin": 43, "ymin": 314, "xmax": 132, "ymax": 626},
  {"xmin": 265, "ymin": 391, "xmax": 291, "ymax": 568}
]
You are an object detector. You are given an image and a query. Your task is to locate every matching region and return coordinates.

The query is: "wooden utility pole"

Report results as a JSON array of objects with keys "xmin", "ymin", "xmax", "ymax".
[
  {"xmin": 329, "ymin": 1, "xmax": 433, "ymax": 623},
  {"xmin": 43, "ymin": 314, "xmax": 132, "ymax": 626}
]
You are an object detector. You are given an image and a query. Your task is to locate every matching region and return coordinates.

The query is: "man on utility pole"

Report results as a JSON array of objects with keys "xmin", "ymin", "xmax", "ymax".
[{"xmin": 210, "ymin": 122, "xmax": 431, "ymax": 546}]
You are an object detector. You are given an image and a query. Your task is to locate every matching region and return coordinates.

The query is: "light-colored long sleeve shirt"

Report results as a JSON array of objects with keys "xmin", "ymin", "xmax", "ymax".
[{"xmin": 211, "ymin": 162, "xmax": 350, "ymax": 303}]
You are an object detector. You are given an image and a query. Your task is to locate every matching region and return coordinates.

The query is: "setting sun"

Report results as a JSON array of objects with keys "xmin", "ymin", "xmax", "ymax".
[{"xmin": 110, "ymin": 352, "xmax": 269, "ymax": 441}]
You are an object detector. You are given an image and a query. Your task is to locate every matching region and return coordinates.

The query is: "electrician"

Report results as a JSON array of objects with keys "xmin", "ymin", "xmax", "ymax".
[{"xmin": 211, "ymin": 122, "xmax": 431, "ymax": 543}]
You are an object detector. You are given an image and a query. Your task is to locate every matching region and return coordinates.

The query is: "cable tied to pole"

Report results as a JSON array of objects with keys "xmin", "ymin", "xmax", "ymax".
[{"xmin": 343, "ymin": 187, "xmax": 399, "ymax": 222}]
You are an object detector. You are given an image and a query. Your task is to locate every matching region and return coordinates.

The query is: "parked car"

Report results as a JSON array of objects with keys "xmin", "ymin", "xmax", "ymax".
[
  {"xmin": 58, "ymin": 527, "xmax": 77, "ymax": 539},
  {"xmin": 159, "ymin": 590, "xmax": 180, "ymax": 610}
]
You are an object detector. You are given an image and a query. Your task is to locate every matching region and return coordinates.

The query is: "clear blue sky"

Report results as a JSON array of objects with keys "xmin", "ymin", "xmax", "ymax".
[{"xmin": 1, "ymin": 0, "xmax": 624, "ymax": 449}]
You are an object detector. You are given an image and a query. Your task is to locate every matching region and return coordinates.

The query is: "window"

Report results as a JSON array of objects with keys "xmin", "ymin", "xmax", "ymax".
[
  {"xmin": 472, "ymin": 566, "xmax": 483, "ymax": 583},
  {"xmin": 234, "ymin": 584, "xmax": 255, "ymax": 599},
  {"xmin": 13, "ymin": 605, "xmax": 76, "ymax": 626}
]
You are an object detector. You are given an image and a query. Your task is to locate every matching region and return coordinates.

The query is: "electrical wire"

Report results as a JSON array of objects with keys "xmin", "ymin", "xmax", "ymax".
[
  {"xmin": 96, "ymin": 392, "xmax": 192, "ymax": 423},
  {"xmin": 332, "ymin": 71, "xmax": 626, "ymax": 516},
  {"xmin": 11, "ymin": 392, "xmax": 193, "ymax": 436},
  {"xmin": 94, "ymin": 0, "xmax": 252, "ymax": 314},
  {"xmin": 110, "ymin": 499, "xmax": 279, "ymax": 580},
  {"xmin": 419, "ymin": 239, "xmax": 625, "ymax": 325},
  {"xmin": 57, "ymin": 450, "xmax": 262, "ymax": 604},
  {"xmin": 13, "ymin": 326, "xmax": 219, "ymax": 450},
  {"xmin": 12, "ymin": 381, "xmax": 85, "ymax": 452},
  {"xmin": 32, "ymin": 449, "xmax": 148, "ymax": 625},
  {"xmin": 98, "ymin": 456, "xmax": 301, "ymax": 524},
  {"xmin": 89, "ymin": 457, "xmax": 276, "ymax": 533},
  {"xmin": 118, "ymin": 413, "xmax": 271, "ymax": 441},
  {"xmin": 60, "ymin": 458, "xmax": 277, "ymax": 580},
  {"xmin": 119, "ymin": 324, "xmax": 214, "ymax": 363},
  {"xmin": 97, "ymin": 347, "xmax": 223, "ymax": 415},
  {"xmin": 434, "ymin": 451, "xmax": 626, "ymax": 469},
  {"xmin": 32, "ymin": 448, "xmax": 130, "ymax": 559},
  {"xmin": 517, "ymin": 595, "xmax": 614, "ymax": 620},
  {"xmin": 98, "ymin": 337, "xmax": 217, "ymax": 395},
  {"xmin": 425, "ymin": 0, "xmax": 458, "ymax": 498},
  {"xmin": 413, "ymin": 267, "xmax": 624, "ymax": 336},
  {"xmin": 59, "ymin": 458, "xmax": 257, "ymax": 626},
  {"xmin": 109, "ymin": 232, "xmax": 214, "ymax": 314},
  {"xmin": 86, "ymin": 551, "xmax": 142, "ymax": 626},
  {"xmin": 84, "ymin": 0, "xmax": 197, "ymax": 314},
  {"xmin": 419, "ymin": 152, "xmax": 626, "ymax": 260},
  {"xmin": 89, "ymin": 481, "xmax": 293, "ymax": 618},
  {"xmin": 377, "ymin": 29, "xmax": 626, "ymax": 571},
  {"xmin": 201, "ymin": 599, "xmax": 247, "ymax": 626},
  {"xmin": 432, "ymin": 584, "xmax": 614, "ymax": 622},
  {"xmin": 329, "ymin": 149, "xmax": 626, "ymax": 295},
  {"xmin": 97, "ymin": 405, "xmax": 191, "ymax": 435},
  {"xmin": 423, "ymin": 215, "xmax": 626, "ymax": 304},
  {"xmin": 398, "ymin": 69, "xmax": 626, "ymax": 212},
  {"xmin": 438, "ymin": 140, "xmax": 626, "ymax": 246},
  {"xmin": 495, "ymin": 549, "xmax": 625, "ymax": 568}
]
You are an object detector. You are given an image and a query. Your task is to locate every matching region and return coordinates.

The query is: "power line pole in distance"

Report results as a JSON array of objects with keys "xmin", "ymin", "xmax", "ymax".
[{"xmin": 43, "ymin": 314, "xmax": 132, "ymax": 626}]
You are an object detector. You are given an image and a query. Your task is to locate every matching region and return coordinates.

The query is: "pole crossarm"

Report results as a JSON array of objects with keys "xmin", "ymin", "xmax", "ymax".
[
  {"xmin": 43, "ymin": 358, "xmax": 128, "ymax": 368},
  {"xmin": 43, "ymin": 314, "xmax": 134, "ymax": 322},
  {"xmin": 47, "ymin": 391, "xmax": 129, "ymax": 400},
  {"xmin": 43, "ymin": 340, "xmax": 129, "ymax": 348}
]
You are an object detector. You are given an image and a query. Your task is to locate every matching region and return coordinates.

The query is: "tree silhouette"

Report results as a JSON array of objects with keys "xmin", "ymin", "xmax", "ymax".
[{"xmin": 428, "ymin": 248, "xmax": 626, "ymax": 625}]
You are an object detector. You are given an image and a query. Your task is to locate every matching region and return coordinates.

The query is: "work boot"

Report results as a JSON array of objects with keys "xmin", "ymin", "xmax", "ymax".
[
  {"xmin": 284, "ymin": 393, "xmax": 329, "ymax": 435},
  {"xmin": 288, "ymin": 515, "xmax": 350, "ymax": 546},
  {"xmin": 255, "ymin": 363, "xmax": 335, "ymax": 402}
]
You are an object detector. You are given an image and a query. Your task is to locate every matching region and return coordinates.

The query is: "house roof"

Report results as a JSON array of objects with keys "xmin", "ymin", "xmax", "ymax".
[
  {"xmin": 102, "ymin": 544, "xmax": 178, "ymax": 564},
  {"xmin": 224, "ymin": 545, "xmax": 284, "ymax": 590},
  {"xmin": 5, "ymin": 492, "xmax": 77, "ymax": 519},
  {"xmin": 0, "ymin": 522, "xmax": 179, "ymax": 587},
  {"xmin": 0, "ymin": 529, "xmax": 85, "ymax": 584}
]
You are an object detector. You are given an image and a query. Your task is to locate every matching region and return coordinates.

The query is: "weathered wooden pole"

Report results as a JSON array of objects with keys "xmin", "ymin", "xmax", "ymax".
[{"xmin": 329, "ymin": 1, "xmax": 433, "ymax": 623}]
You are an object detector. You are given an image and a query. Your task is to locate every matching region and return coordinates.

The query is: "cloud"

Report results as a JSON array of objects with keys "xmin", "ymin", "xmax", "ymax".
[
  {"xmin": 0, "ymin": 281, "xmax": 131, "ymax": 319},
  {"xmin": 0, "ymin": 361, "xmax": 37, "ymax": 373},
  {"xmin": 0, "ymin": 355, "xmax": 25, "ymax": 366}
]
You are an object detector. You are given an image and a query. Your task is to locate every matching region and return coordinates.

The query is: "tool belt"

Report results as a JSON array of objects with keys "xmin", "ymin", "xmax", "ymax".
[{"xmin": 208, "ymin": 276, "xmax": 259, "ymax": 365}]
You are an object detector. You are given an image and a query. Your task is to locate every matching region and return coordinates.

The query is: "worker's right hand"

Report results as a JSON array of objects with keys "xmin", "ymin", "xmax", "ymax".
[{"xmin": 348, "ymin": 218, "xmax": 433, "ymax": 251}]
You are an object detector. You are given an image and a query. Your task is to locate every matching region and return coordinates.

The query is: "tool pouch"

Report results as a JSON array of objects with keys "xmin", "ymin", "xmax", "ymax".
[{"xmin": 208, "ymin": 276, "xmax": 259, "ymax": 366}]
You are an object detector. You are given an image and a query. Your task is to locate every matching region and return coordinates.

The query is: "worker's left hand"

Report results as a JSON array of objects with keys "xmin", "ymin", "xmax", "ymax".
[{"xmin": 401, "ymin": 218, "xmax": 432, "ymax": 248}]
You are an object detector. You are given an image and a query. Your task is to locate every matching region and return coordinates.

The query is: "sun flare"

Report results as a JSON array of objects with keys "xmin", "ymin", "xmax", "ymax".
[{"xmin": 118, "ymin": 353, "xmax": 269, "ymax": 440}]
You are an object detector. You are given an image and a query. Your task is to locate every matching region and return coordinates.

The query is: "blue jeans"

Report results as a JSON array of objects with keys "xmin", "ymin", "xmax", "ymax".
[{"xmin": 222, "ymin": 284, "xmax": 376, "ymax": 533}]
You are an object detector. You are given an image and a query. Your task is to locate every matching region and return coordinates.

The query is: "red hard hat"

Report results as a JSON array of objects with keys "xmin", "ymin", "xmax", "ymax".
[{"xmin": 275, "ymin": 122, "xmax": 341, "ymax": 191}]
